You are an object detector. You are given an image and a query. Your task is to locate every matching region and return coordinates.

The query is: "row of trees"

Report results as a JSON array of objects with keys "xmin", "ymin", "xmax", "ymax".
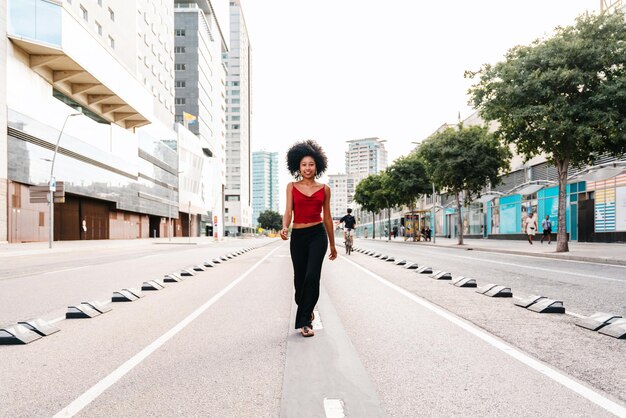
[
  {"xmin": 356, "ymin": 12, "xmax": 626, "ymax": 252},
  {"xmin": 354, "ymin": 125, "xmax": 510, "ymax": 245}
]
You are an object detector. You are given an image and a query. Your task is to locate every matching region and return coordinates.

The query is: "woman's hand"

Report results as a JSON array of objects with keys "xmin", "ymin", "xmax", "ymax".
[
  {"xmin": 280, "ymin": 227, "xmax": 289, "ymax": 240},
  {"xmin": 329, "ymin": 245, "xmax": 337, "ymax": 260}
]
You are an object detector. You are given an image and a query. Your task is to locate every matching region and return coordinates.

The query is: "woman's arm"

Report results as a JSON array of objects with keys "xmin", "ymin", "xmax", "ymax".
[
  {"xmin": 323, "ymin": 185, "xmax": 337, "ymax": 260},
  {"xmin": 280, "ymin": 183, "xmax": 293, "ymax": 240}
]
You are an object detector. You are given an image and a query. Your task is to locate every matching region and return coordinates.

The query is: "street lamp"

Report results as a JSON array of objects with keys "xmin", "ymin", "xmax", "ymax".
[{"xmin": 49, "ymin": 112, "xmax": 82, "ymax": 249}]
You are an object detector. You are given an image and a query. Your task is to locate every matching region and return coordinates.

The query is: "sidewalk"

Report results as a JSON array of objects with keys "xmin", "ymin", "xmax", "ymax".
[
  {"xmin": 358, "ymin": 236, "xmax": 626, "ymax": 266},
  {"xmin": 0, "ymin": 236, "xmax": 253, "ymax": 258}
]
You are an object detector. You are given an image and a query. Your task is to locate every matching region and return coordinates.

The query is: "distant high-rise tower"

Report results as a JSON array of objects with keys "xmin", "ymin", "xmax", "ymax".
[
  {"xmin": 345, "ymin": 137, "xmax": 388, "ymax": 178},
  {"xmin": 601, "ymin": 0, "xmax": 626, "ymax": 13},
  {"xmin": 224, "ymin": 0, "xmax": 252, "ymax": 236},
  {"xmin": 252, "ymin": 151, "xmax": 279, "ymax": 227}
]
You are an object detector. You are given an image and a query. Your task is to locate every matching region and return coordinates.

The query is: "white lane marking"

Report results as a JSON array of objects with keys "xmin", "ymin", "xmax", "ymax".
[
  {"xmin": 312, "ymin": 309, "xmax": 323, "ymax": 330},
  {"xmin": 53, "ymin": 244, "xmax": 285, "ymax": 418},
  {"xmin": 341, "ymin": 255, "xmax": 626, "ymax": 417},
  {"xmin": 43, "ymin": 266, "xmax": 90, "ymax": 275},
  {"xmin": 324, "ymin": 398, "xmax": 346, "ymax": 418}
]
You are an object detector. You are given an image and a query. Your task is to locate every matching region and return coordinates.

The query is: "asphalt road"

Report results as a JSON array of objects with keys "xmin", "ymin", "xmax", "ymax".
[{"xmin": 1, "ymin": 238, "xmax": 625, "ymax": 417}]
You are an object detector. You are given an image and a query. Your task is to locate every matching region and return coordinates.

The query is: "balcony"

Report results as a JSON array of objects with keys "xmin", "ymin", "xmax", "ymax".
[{"xmin": 8, "ymin": 0, "xmax": 151, "ymax": 129}]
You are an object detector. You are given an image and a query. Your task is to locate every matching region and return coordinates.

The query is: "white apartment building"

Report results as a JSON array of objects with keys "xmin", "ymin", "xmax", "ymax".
[
  {"xmin": 224, "ymin": 0, "xmax": 252, "ymax": 236},
  {"xmin": 345, "ymin": 137, "xmax": 388, "ymax": 179},
  {"xmin": 174, "ymin": 0, "xmax": 229, "ymax": 238},
  {"xmin": 328, "ymin": 174, "xmax": 358, "ymax": 220},
  {"xmin": 2, "ymin": 0, "xmax": 206, "ymax": 242}
]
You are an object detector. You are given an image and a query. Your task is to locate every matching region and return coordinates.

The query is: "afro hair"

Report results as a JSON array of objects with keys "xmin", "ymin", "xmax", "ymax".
[{"xmin": 286, "ymin": 140, "xmax": 328, "ymax": 179}]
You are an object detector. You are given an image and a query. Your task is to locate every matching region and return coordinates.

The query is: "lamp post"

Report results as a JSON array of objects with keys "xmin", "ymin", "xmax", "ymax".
[
  {"xmin": 49, "ymin": 112, "xmax": 81, "ymax": 249},
  {"xmin": 432, "ymin": 182, "xmax": 436, "ymax": 244}
]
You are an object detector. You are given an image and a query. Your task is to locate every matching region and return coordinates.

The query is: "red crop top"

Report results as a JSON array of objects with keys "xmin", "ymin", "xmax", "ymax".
[{"xmin": 292, "ymin": 184, "xmax": 325, "ymax": 223}]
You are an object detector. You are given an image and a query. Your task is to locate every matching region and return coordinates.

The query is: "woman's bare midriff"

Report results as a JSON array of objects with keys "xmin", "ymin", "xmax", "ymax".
[{"xmin": 292, "ymin": 221, "xmax": 323, "ymax": 229}]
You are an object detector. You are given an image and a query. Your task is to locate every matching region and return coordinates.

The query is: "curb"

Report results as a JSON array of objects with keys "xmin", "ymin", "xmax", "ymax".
[{"xmin": 359, "ymin": 238, "xmax": 626, "ymax": 267}]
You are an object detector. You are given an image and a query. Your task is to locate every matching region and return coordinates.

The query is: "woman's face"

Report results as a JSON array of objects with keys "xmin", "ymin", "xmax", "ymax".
[{"xmin": 299, "ymin": 156, "xmax": 316, "ymax": 179}]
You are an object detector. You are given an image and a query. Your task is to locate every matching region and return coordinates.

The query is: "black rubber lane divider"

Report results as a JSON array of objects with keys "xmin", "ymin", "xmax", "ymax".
[
  {"xmin": 18, "ymin": 319, "xmax": 60, "ymax": 337},
  {"xmin": 380, "ymin": 255, "xmax": 389, "ymax": 260},
  {"xmin": 112, "ymin": 288, "xmax": 143, "ymax": 302},
  {"xmin": 83, "ymin": 301, "xmax": 112, "ymax": 314},
  {"xmin": 220, "ymin": 256, "xmax": 229, "ymax": 261},
  {"xmin": 66, "ymin": 303, "xmax": 102, "ymax": 319},
  {"xmin": 450, "ymin": 276, "xmax": 478, "ymax": 288},
  {"xmin": 430, "ymin": 271, "xmax": 452, "ymax": 280},
  {"xmin": 404, "ymin": 262, "xmax": 419, "ymax": 270},
  {"xmin": 476, "ymin": 284, "xmax": 513, "ymax": 297},
  {"xmin": 385, "ymin": 256, "xmax": 395, "ymax": 262},
  {"xmin": 416, "ymin": 266, "xmax": 433, "ymax": 274},
  {"xmin": 515, "ymin": 295, "xmax": 545, "ymax": 308},
  {"xmin": 180, "ymin": 268, "xmax": 196, "ymax": 277},
  {"xmin": 576, "ymin": 312, "xmax": 623, "ymax": 331},
  {"xmin": 203, "ymin": 261, "xmax": 216, "ymax": 268},
  {"xmin": 0, "ymin": 325, "xmax": 42, "ymax": 345},
  {"xmin": 598, "ymin": 320, "xmax": 626, "ymax": 339},
  {"xmin": 394, "ymin": 259, "xmax": 407, "ymax": 266},
  {"xmin": 142, "ymin": 280, "xmax": 165, "ymax": 291},
  {"xmin": 527, "ymin": 299, "xmax": 565, "ymax": 314},
  {"xmin": 212, "ymin": 258, "xmax": 222, "ymax": 264},
  {"xmin": 192, "ymin": 265, "xmax": 207, "ymax": 272},
  {"xmin": 164, "ymin": 273, "xmax": 185, "ymax": 283}
]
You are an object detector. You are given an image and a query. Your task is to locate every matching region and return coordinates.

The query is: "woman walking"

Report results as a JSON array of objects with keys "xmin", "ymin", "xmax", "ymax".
[
  {"xmin": 525, "ymin": 212, "xmax": 538, "ymax": 244},
  {"xmin": 280, "ymin": 140, "xmax": 337, "ymax": 337}
]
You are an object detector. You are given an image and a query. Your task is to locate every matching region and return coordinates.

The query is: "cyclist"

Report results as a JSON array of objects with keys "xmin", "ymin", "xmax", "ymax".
[{"xmin": 339, "ymin": 208, "xmax": 357, "ymax": 245}]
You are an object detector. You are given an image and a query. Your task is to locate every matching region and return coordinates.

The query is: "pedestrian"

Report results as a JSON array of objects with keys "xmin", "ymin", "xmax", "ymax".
[
  {"xmin": 364, "ymin": 226, "xmax": 369, "ymax": 239},
  {"xmin": 425, "ymin": 226, "xmax": 432, "ymax": 241},
  {"xmin": 525, "ymin": 212, "xmax": 537, "ymax": 244},
  {"xmin": 400, "ymin": 225, "xmax": 405, "ymax": 238},
  {"xmin": 541, "ymin": 215, "xmax": 552, "ymax": 244},
  {"xmin": 392, "ymin": 225, "xmax": 398, "ymax": 239},
  {"xmin": 280, "ymin": 140, "xmax": 337, "ymax": 338}
]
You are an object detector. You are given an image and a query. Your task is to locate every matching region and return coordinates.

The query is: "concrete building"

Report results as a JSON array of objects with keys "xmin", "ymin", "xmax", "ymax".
[
  {"xmin": 328, "ymin": 174, "xmax": 358, "ymax": 220},
  {"xmin": 601, "ymin": 0, "xmax": 626, "ymax": 13},
  {"xmin": 345, "ymin": 137, "xmax": 388, "ymax": 179},
  {"xmin": 251, "ymin": 150, "xmax": 278, "ymax": 227},
  {"xmin": 224, "ymin": 0, "xmax": 252, "ymax": 236},
  {"xmin": 3, "ymin": 0, "xmax": 206, "ymax": 242},
  {"xmin": 174, "ymin": 0, "xmax": 229, "ymax": 238}
]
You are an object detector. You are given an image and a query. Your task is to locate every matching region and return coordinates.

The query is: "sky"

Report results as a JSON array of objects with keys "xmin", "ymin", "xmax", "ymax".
[{"xmin": 239, "ymin": 0, "xmax": 595, "ymax": 206}]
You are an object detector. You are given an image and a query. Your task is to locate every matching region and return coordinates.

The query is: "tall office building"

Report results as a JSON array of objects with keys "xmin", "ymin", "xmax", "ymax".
[
  {"xmin": 174, "ymin": 0, "xmax": 229, "ymax": 238},
  {"xmin": 328, "ymin": 174, "xmax": 358, "ymax": 220},
  {"xmin": 601, "ymin": 0, "xmax": 626, "ymax": 12},
  {"xmin": 224, "ymin": 0, "xmax": 252, "ymax": 236},
  {"xmin": 3, "ymin": 0, "xmax": 201, "ymax": 242},
  {"xmin": 345, "ymin": 137, "xmax": 388, "ymax": 178},
  {"xmin": 251, "ymin": 151, "xmax": 278, "ymax": 227}
]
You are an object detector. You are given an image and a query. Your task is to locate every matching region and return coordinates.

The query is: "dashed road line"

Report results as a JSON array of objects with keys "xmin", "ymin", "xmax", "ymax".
[
  {"xmin": 324, "ymin": 398, "xmax": 346, "ymax": 418},
  {"xmin": 53, "ymin": 244, "xmax": 284, "ymax": 418},
  {"xmin": 43, "ymin": 266, "xmax": 90, "ymax": 275},
  {"xmin": 341, "ymin": 255, "xmax": 626, "ymax": 417}
]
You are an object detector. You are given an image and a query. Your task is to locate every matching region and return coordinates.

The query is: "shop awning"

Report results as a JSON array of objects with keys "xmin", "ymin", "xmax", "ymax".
[
  {"xmin": 476, "ymin": 194, "xmax": 500, "ymax": 204},
  {"xmin": 516, "ymin": 184, "xmax": 546, "ymax": 196},
  {"xmin": 576, "ymin": 167, "xmax": 625, "ymax": 182}
]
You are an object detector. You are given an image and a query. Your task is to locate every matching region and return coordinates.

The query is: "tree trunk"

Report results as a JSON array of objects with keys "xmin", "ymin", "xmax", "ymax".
[
  {"xmin": 456, "ymin": 191, "xmax": 464, "ymax": 245},
  {"xmin": 372, "ymin": 211, "xmax": 376, "ymax": 239},
  {"xmin": 556, "ymin": 158, "xmax": 570, "ymax": 252}
]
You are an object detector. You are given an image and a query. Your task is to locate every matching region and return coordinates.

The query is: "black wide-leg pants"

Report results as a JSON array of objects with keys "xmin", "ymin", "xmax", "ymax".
[{"xmin": 289, "ymin": 223, "xmax": 328, "ymax": 329}]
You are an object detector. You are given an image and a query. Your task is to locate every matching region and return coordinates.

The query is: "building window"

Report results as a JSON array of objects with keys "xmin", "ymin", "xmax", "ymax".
[
  {"xmin": 175, "ymin": 29, "xmax": 186, "ymax": 36},
  {"xmin": 231, "ymin": 124, "xmax": 240, "ymax": 130},
  {"xmin": 95, "ymin": 21, "xmax": 102, "ymax": 36},
  {"xmin": 175, "ymin": 80, "xmax": 186, "ymax": 88},
  {"xmin": 174, "ymin": 46, "xmax": 186, "ymax": 53},
  {"xmin": 175, "ymin": 114, "xmax": 184, "ymax": 123},
  {"xmin": 231, "ymin": 116, "xmax": 240, "ymax": 121},
  {"xmin": 109, "ymin": 36, "xmax": 115, "ymax": 49},
  {"xmin": 80, "ymin": 5, "xmax": 88, "ymax": 21},
  {"xmin": 175, "ymin": 63, "xmax": 186, "ymax": 71},
  {"xmin": 231, "ymin": 107, "xmax": 240, "ymax": 112},
  {"xmin": 108, "ymin": 7, "xmax": 115, "ymax": 21},
  {"xmin": 175, "ymin": 98, "xmax": 186, "ymax": 105},
  {"xmin": 231, "ymin": 99, "xmax": 240, "ymax": 104}
]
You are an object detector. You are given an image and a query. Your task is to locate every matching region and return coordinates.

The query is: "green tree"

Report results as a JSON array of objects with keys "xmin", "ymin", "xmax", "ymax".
[
  {"xmin": 468, "ymin": 12, "xmax": 626, "ymax": 252},
  {"xmin": 418, "ymin": 124, "xmax": 510, "ymax": 245},
  {"xmin": 386, "ymin": 153, "xmax": 431, "ymax": 240},
  {"xmin": 354, "ymin": 174, "xmax": 384, "ymax": 239},
  {"xmin": 257, "ymin": 210, "xmax": 282, "ymax": 231}
]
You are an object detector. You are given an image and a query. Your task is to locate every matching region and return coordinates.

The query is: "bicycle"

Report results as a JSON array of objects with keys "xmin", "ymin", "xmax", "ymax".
[{"xmin": 345, "ymin": 229, "xmax": 353, "ymax": 255}]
